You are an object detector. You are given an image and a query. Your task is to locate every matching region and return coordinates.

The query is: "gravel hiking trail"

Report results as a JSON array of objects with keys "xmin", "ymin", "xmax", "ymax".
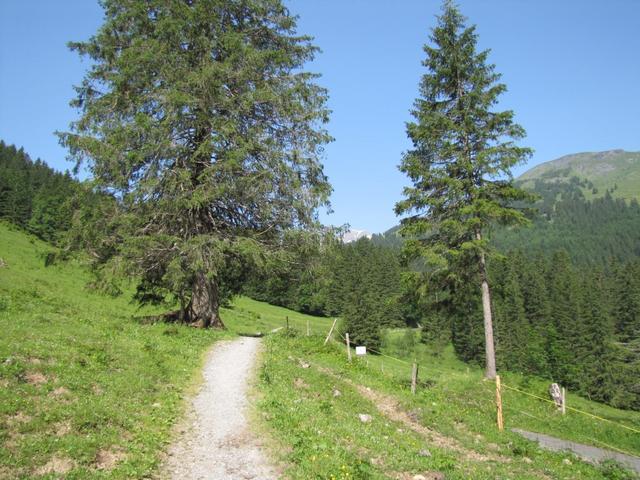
[{"xmin": 161, "ymin": 337, "xmax": 277, "ymax": 480}]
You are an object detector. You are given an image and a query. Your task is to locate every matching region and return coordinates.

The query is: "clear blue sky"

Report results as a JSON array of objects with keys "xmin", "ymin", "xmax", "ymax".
[{"xmin": 1, "ymin": 1, "xmax": 639, "ymax": 233}]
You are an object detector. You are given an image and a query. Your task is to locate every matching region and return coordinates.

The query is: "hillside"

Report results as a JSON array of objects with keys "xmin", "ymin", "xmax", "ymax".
[
  {"xmin": 495, "ymin": 150, "xmax": 640, "ymax": 264},
  {"xmin": 257, "ymin": 330, "xmax": 640, "ymax": 478},
  {"xmin": 0, "ymin": 222, "xmax": 229, "ymax": 478},
  {"xmin": 518, "ymin": 150, "xmax": 640, "ymax": 201},
  {"xmin": 0, "ymin": 141, "xmax": 80, "ymax": 243},
  {"xmin": 0, "ymin": 222, "xmax": 329, "ymax": 478},
  {"xmin": 491, "ymin": 182, "xmax": 640, "ymax": 265},
  {"xmin": 1, "ymin": 224, "xmax": 639, "ymax": 478}
]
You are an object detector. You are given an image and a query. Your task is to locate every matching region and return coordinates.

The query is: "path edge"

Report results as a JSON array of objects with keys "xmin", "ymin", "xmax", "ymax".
[{"xmin": 151, "ymin": 338, "xmax": 231, "ymax": 480}]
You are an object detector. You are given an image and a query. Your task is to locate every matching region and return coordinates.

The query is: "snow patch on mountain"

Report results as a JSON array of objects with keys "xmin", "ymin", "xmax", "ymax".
[{"xmin": 341, "ymin": 229, "xmax": 372, "ymax": 243}]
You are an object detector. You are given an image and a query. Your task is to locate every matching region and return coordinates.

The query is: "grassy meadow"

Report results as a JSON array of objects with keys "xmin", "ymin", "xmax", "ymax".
[
  {"xmin": 222, "ymin": 296, "xmax": 333, "ymax": 337},
  {"xmin": 0, "ymin": 223, "xmax": 231, "ymax": 478},
  {"xmin": 256, "ymin": 329, "xmax": 640, "ymax": 479},
  {"xmin": 379, "ymin": 328, "xmax": 640, "ymax": 458},
  {"xmin": 0, "ymin": 222, "xmax": 332, "ymax": 479}
]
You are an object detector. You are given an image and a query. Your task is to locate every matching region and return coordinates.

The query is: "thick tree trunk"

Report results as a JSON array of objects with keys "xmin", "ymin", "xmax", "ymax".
[
  {"xmin": 188, "ymin": 272, "xmax": 225, "ymax": 329},
  {"xmin": 476, "ymin": 231, "xmax": 497, "ymax": 379}
]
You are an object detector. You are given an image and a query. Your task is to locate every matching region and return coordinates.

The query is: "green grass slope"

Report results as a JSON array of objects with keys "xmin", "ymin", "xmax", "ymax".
[
  {"xmin": 0, "ymin": 223, "xmax": 232, "ymax": 478},
  {"xmin": 256, "ymin": 329, "xmax": 640, "ymax": 479},
  {"xmin": 0, "ymin": 222, "xmax": 333, "ymax": 479},
  {"xmin": 223, "ymin": 296, "xmax": 333, "ymax": 337},
  {"xmin": 518, "ymin": 150, "xmax": 640, "ymax": 201}
]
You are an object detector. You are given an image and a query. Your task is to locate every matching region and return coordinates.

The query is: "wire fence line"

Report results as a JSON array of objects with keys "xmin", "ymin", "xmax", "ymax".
[
  {"xmin": 277, "ymin": 319, "xmax": 639, "ymax": 448},
  {"xmin": 336, "ymin": 333, "xmax": 412, "ymax": 365},
  {"xmin": 322, "ymin": 327, "xmax": 640, "ymax": 445},
  {"xmin": 500, "ymin": 382, "xmax": 640, "ymax": 435}
]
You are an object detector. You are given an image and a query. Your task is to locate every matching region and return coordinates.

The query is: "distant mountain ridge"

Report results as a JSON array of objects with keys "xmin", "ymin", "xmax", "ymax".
[
  {"xmin": 371, "ymin": 149, "xmax": 640, "ymax": 264},
  {"xmin": 518, "ymin": 149, "xmax": 640, "ymax": 201}
]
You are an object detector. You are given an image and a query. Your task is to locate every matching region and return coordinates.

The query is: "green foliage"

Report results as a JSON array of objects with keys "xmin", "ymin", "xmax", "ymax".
[
  {"xmin": 59, "ymin": 0, "xmax": 332, "ymax": 326},
  {"xmin": 493, "ymin": 180, "xmax": 640, "ymax": 265},
  {"xmin": 341, "ymin": 295, "xmax": 383, "ymax": 352},
  {"xmin": 330, "ymin": 239, "xmax": 405, "ymax": 337},
  {"xmin": 246, "ymin": 235, "xmax": 408, "ymax": 339},
  {"xmin": 0, "ymin": 222, "xmax": 230, "ymax": 478},
  {"xmin": 394, "ymin": 1, "xmax": 533, "ymax": 378},
  {"xmin": 395, "ymin": 1, "xmax": 532, "ymax": 272},
  {"xmin": 612, "ymin": 261, "xmax": 640, "ymax": 342},
  {"xmin": 446, "ymin": 250, "xmax": 640, "ymax": 410},
  {"xmin": 243, "ymin": 229, "xmax": 338, "ymax": 316},
  {"xmin": 0, "ymin": 141, "xmax": 79, "ymax": 243},
  {"xmin": 599, "ymin": 460, "xmax": 638, "ymax": 480}
]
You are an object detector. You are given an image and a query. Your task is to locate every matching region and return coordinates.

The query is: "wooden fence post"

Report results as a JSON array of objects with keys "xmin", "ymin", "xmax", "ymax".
[
  {"xmin": 411, "ymin": 362, "xmax": 418, "ymax": 394},
  {"xmin": 324, "ymin": 318, "xmax": 338, "ymax": 345},
  {"xmin": 562, "ymin": 387, "xmax": 566, "ymax": 415},
  {"xmin": 286, "ymin": 316, "xmax": 289, "ymax": 331},
  {"xmin": 496, "ymin": 375, "xmax": 504, "ymax": 431},
  {"xmin": 306, "ymin": 319, "xmax": 310, "ymax": 336},
  {"xmin": 346, "ymin": 333, "xmax": 352, "ymax": 362}
]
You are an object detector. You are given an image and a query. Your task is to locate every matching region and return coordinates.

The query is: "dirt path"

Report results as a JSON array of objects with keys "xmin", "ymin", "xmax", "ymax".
[
  {"xmin": 513, "ymin": 428, "xmax": 640, "ymax": 474},
  {"xmin": 312, "ymin": 361, "xmax": 509, "ymax": 464},
  {"xmin": 161, "ymin": 337, "xmax": 277, "ymax": 480}
]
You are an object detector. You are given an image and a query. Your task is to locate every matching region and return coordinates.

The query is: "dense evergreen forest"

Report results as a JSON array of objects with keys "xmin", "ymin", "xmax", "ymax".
[
  {"xmin": 374, "ymin": 177, "xmax": 640, "ymax": 266},
  {"xmin": 493, "ymin": 177, "xmax": 640, "ymax": 265},
  {"xmin": 0, "ymin": 141, "xmax": 79, "ymax": 243},
  {"xmin": 244, "ymin": 236, "xmax": 411, "ymax": 351},
  {"xmin": 445, "ymin": 252, "xmax": 640, "ymax": 409}
]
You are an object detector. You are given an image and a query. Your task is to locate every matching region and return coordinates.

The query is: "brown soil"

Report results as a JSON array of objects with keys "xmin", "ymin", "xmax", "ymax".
[
  {"xmin": 25, "ymin": 372, "xmax": 48, "ymax": 385},
  {"xmin": 6, "ymin": 412, "xmax": 31, "ymax": 427},
  {"xmin": 94, "ymin": 447, "xmax": 126, "ymax": 470},
  {"xmin": 389, "ymin": 472, "xmax": 446, "ymax": 480},
  {"xmin": 52, "ymin": 421, "xmax": 72, "ymax": 437},
  {"xmin": 50, "ymin": 386, "xmax": 70, "ymax": 397},
  {"xmin": 293, "ymin": 377, "xmax": 310, "ymax": 389},
  {"xmin": 35, "ymin": 456, "xmax": 75, "ymax": 475}
]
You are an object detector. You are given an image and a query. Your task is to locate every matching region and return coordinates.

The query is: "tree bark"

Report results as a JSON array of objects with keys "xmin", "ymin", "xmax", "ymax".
[
  {"xmin": 188, "ymin": 272, "xmax": 225, "ymax": 329},
  {"xmin": 476, "ymin": 231, "xmax": 497, "ymax": 379}
]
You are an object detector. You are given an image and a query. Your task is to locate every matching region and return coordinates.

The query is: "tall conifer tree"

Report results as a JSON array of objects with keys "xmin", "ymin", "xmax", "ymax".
[
  {"xmin": 395, "ymin": 1, "xmax": 532, "ymax": 378},
  {"xmin": 547, "ymin": 251, "xmax": 582, "ymax": 387},
  {"xmin": 60, "ymin": 0, "xmax": 332, "ymax": 327}
]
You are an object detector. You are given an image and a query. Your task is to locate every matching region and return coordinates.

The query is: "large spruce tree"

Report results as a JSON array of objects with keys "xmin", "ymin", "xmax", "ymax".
[
  {"xmin": 60, "ymin": 0, "xmax": 332, "ymax": 327},
  {"xmin": 395, "ymin": 1, "xmax": 532, "ymax": 378}
]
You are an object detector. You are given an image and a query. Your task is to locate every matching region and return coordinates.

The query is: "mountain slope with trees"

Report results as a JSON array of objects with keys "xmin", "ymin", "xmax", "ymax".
[
  {"xmin": 519, "ymin": 149, "xmax": 640, "ymax": 201},
  {"xmin": 374, "ymin": 150, "xmax": 640, "ymax": 266},
  {"xmin": 492, "ymin": 178, "xmax": 640, "ymax": 265}
]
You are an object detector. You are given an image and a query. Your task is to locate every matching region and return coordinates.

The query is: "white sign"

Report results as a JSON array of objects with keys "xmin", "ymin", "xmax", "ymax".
[{"xmin": 355, "ymin": 346, "xmax": 367, "ymax": 356}]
